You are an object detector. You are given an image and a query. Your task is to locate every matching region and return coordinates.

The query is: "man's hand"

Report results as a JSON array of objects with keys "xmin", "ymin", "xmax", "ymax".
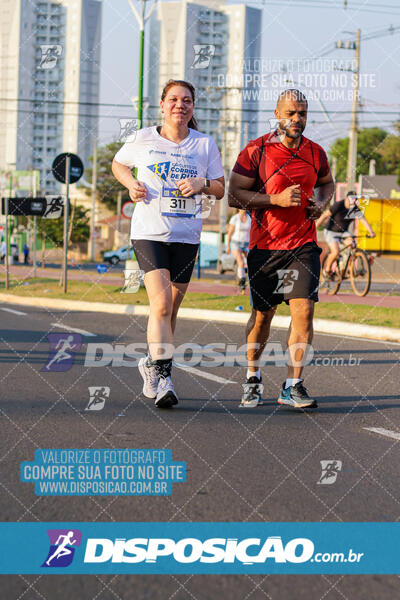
[
  {"xmin": 307, "ymin": 197, "xmax": 325, "ymax": 220},
  {"xmin": 128, "ymin": 180, "xmax": 147, "ymax": 202},
  {"xmin": 273, "ymin": 184, "xmax": 302, "ymax": 207}
]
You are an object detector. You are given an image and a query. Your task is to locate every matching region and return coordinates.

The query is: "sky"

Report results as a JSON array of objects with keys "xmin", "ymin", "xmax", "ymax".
[{"xmin": 98, "ymin": 0, "xmax": 400, "ymax": 152}]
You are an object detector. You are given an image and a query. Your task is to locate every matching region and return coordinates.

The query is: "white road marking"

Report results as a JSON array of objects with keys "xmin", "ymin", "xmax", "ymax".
[
  {"xmin": 0, "ymin": 307, "xmax": 27, "ymax": 315},
  {"xmin": 174, "ymin": 362, "xmax": 236, "ymax": 384},
  {"xmin": 51, "ymin": 323, "xmax": 96, "ymax": 337},
  {"xmin": 364, "ymin": 427, "xmax": 400, "ymax": 441}
]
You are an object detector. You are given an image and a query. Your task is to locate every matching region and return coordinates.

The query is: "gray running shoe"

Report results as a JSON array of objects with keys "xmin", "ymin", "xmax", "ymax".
[
  {"xmin": 155, "ymin": 376, "xmax": 178, "ymax": 409},
  {"xmin": 240, "ymin": 376, "xmax": 264, "ymax": 407},
  {"xmin": 138, "ymin": 356, "xmax": 158, "ymax": 399},
  {"xmin": 278, "ymin": 381, "xmax": 317, "ymax": 409}
]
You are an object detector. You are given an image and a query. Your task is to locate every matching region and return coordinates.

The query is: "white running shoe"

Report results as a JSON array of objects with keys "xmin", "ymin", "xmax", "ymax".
[
  {"xmin": 138, "ymin": 356, "xmax": 158, "ymax": 399},
  {"xmin": 239, "ymin": 376, "xmax": 264, "ymax": 407},
  {"xmin": 155, "ymin": 376, "xmax": 178, "ymax": 409}
]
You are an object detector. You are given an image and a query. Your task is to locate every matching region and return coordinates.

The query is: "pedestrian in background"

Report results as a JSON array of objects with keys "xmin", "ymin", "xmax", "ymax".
[
  {"xmin": 226, "ymin": 209, "xmax": 251, "ymax": 290},
  {"xmin": 23, "ymin": 243, "xmax": 30, "ymax": 265}
]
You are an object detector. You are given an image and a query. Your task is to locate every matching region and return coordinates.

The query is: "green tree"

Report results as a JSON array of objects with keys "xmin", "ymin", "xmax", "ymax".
[
  {"xmin": 329, "ymin": 127, "xmax": 389, "ymax": 182},
  {"xmin": 85, "ymin": 141, "xmax": 130, "ymax": 211},
  {"xmin": 38, "ymin": 204, "xmax": 90, "ymax": 247},
  {"xmin": 378, "ymin": 121, "xmax": 400, "ymax": 185}
]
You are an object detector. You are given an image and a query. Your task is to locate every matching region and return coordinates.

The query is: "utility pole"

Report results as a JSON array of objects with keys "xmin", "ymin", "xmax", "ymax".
[
  {"xmin": 32, "ymin": 170, "xmax": 37, "ymax": 277},
  {"xmin": 90, "ymin": 138, "xmax": 97, "ymax": 262},
  {"xmin": 346, "ymin": 29, "xmax": 360, "ymax": 192},
  {"xmin": 243, "ymin": 121, "xmax": 249, "ymax": 146},
  {"xmin": 332, "ymin": 157, "xmax": 337, "ymax": 183},
  {"xmin": 207, "ymin": 85, "xmax": 242, "ymax": 265},
  {"xmin": 117, "ymin": 191, "xmax": 122, "ymax": 233}
]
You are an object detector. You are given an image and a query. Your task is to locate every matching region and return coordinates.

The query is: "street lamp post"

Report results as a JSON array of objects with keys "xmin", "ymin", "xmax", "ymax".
[{"xmin": 127, "ymin": 0, "xmax": 156, "ymax": 129}]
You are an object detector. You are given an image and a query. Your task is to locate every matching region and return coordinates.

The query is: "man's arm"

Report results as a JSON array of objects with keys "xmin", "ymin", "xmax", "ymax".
[
  {"xmin": 359, "ymin": 215, "xmax": 375, "ymax": 237},
  {"xmin": 315, "ymin": 208, "xmax": 331, "ymax": 229},
  {"xmin": 307, "ymin": 172, "xmax": 335, "ymax": 220},
  {"xmin": 228, "ymin": 172, "xmax": 302, "ymax": 209}
]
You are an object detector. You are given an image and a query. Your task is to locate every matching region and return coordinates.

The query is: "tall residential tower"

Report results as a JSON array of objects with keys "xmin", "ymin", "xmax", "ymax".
[
  {"xmin": 146, "ymin": 0, "xmax": 261, "ymax": 170},
  {"xmin": 0, "ymin": 0, "xmax": 102, "ymax": 192}
]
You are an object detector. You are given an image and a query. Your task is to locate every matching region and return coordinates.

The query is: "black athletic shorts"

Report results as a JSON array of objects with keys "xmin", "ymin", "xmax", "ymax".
[
  {"xmin": 247, "ymin": 241, "xmax": 322, "ymax": 311},
  {"xmin": 131, "ymin": 239, "xmax": 199, "ymax": 284}
]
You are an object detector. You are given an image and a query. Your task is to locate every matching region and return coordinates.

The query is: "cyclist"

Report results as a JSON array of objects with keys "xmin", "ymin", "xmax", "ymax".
[
  {"xmin": 316, "ymin": 190, "xmax": 375, "ymax": 278},
  {"xmin": 112, "ymin": 79, "xmax": 224, "ymax": 408},
  {"xmin": 228, "ymin": 89, "xmax": 334, "ymax": 410},
  {"xmin": 226, "ymin": 209, "xmax": 251, "ymax": 289}
]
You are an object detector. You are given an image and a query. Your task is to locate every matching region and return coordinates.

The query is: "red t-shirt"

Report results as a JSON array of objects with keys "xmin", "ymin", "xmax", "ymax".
[{"xmin": 232, "ymin": 132, "xmax": 330, "ymax": 250}]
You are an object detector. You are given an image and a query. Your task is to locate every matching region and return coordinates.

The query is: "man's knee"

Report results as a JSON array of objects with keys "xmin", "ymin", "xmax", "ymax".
[
  {"xmin": 251, "ymin": 307, "xmax": 276, "ymax": 328},
  {"xmin": 290, "ymin": 300, "xmax": 314, "ymax": 326},
  {"xmin": 328, "ymin": 246, "xmax": 339, "ymax": 259}
]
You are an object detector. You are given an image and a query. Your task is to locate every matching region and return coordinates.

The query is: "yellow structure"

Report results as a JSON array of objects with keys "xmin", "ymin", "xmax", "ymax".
[{"xmin": 358, "ymin": 197, "xmax": 400, "ymax": 253}]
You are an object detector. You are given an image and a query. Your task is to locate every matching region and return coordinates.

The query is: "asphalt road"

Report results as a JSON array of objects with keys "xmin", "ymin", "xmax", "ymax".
[{"xmin": 1, "ymin": 304, "xmax": 399, "ymax": 599}]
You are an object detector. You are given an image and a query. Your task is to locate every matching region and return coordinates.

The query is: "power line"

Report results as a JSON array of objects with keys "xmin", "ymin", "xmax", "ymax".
[
  {"xmin": 241, "ymin": 0, "xmax": 400, "ymax": 15},
  {"xmin": 1, "ymin": 101, "xmax": 400, "ymax": 117}
]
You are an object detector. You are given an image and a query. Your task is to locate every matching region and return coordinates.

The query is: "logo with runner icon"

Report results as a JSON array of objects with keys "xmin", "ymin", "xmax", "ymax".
[
  {"xmin": 191, "ymin": 44, "xmax": 215, "ymax": 69},
  {"xmin": 273, "ymin": 269, "xmax": 299, "ymax": 294},
  {"xmin": 147, "ymin": 161, "xmax": 171, "ymax": 182},
  {"xmin": 42, "ymin": 529, "xmax": 82, "ymax": 567},
  {"xmin": 317, "ymin": 460, "xmax": 342, "ymax": 485},
  {"xmin": 38, "ymin": 45, "xmax": 62, "ymax": 69},
  {"xmin": 42, "ymin": 333, "xmax": 82, "ymax": 372},
  {"xmin": 85, "ymin": 386, "xmax": 110, "ymax": 411}
]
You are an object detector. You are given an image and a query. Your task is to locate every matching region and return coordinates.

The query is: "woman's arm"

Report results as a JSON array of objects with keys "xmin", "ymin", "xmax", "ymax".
[
  {"xmin": 112, "ymin": 159, "xmax": 147, "ymax": 201},
  {"xmin": 177, "ymin": 176, "xmax": 225, "ymax": 200},
  {"xmin": 226, "ymin": 223, "xmax": 235, "ymax": 254}
]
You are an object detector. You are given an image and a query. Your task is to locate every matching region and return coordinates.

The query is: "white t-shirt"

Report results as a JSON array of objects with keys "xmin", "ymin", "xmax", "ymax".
[
  {"xmin": 229, "ymin": 213, "xmax": 251, "ymax": 244},
  {"xmin": 114, "ymin": 126, "xmax": 224, "ymax": 244}
]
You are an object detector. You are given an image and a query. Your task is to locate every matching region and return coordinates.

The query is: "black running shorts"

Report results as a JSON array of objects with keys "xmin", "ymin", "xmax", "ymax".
[
  {"xmin": 131, "ymin": 239, "xmax": 199, "ymax": 284},
  {"xmin": 247, "ymin": 241, "xmax": 322, "ymax": 311}
]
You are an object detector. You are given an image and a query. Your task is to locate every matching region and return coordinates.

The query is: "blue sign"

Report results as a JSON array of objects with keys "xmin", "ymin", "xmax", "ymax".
[{"xmin": 0, "ymin": 522, "xmax": 399, "ymax": 574}]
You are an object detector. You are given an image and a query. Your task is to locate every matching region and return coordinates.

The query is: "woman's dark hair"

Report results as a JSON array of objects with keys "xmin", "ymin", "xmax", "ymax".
[{"xmin": 161, "ymin": 79, "xmax": 198, "ymax": 130}]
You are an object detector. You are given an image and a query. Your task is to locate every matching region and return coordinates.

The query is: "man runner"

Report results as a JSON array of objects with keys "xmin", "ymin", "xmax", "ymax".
[{"xmin": 228, "ymin": 89, "xmax": 334, "ymax": 409}]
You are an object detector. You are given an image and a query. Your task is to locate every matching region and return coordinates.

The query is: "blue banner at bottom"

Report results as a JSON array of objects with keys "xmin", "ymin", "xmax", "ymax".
[{"xmin": 0, "ymin": 522, "xmax": 398, "ymax": 574}]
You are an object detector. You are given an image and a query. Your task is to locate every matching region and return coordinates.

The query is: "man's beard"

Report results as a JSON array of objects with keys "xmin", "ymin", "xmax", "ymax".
[{"xmin": 279, "ymin": 121, "xmax": 305, "ymax": 139}]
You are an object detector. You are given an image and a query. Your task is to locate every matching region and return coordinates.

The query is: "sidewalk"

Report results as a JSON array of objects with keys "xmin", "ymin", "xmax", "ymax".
[
  {"xmin": 2, "ymin": 264, "xmax": 400, "ymax": 308},
  {"xmin": 187, "ymin": 281, "xmax": 400, "ymax": 309},
  {"xmin": 1, "ymin": 291, "xmax": 399, "ymax": 343}
]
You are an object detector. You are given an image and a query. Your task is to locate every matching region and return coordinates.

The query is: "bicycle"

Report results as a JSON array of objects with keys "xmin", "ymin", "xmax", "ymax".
[{"xmin": 320, "ymin": 235, "xmax": 373, "ymax": 297}]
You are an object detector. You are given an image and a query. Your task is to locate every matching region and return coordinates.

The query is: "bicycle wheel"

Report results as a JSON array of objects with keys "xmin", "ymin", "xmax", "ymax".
[
  {"xmin": 320, "ymin": 254, "xmax": 341, "ymax": 295},
  {"xmin": 349, "ymin": 249, "xmax": 371, "ymax": 296}
]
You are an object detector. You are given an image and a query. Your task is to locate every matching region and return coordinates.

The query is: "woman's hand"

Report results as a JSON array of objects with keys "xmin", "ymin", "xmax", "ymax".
[
  {"xmin": 226, "ymin": 246, "xmax": 230, "ymax": 255},
  {"xmin": 128, "ymin": 180, "xmax": 147, "ymax": 202},
  {"xmin": 176, "ymin": 177, "xmax": 204, "ymax": 197}
]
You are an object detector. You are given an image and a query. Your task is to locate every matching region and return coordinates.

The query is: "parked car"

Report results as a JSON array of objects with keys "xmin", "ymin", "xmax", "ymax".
[{"xmin": 103, "ymin": 246, "xmax": 134, "ymax": 265}]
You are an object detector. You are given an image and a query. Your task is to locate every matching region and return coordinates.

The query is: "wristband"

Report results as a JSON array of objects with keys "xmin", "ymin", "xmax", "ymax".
[{"xmin": 203, "ymin": 178, "xmax": 210, "ymax": 192}]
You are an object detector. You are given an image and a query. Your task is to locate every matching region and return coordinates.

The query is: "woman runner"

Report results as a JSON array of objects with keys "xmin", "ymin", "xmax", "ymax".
[
  {"xmin": 112, "ymin": 79, "xmax": 224, "ymax": 408},
  {"xmin": 226, "ymin": 209, "xmax": 251, "ymax": 290}
]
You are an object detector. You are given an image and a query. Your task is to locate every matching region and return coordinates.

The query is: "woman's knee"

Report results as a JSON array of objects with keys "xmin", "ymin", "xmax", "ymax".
[{"xmin": 150, "ymin": 301, "xmax": 172, "ymax": 319}]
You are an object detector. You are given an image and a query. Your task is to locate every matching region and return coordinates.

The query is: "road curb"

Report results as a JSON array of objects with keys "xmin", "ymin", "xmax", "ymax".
[{"xmin": 1, "ymin": 292, "xmax": 399, "ymax": 342}]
